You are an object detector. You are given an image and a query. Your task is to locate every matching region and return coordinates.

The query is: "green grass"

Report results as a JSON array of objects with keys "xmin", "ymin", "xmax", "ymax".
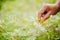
[{"xmin": 0, "ymin": 0, "xmax": 60, "ymax": 40}]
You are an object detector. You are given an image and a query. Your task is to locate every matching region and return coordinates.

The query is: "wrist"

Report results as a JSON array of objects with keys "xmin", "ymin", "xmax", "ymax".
[{"xmin": 56, "ymin": 0, "xmax": 60, "ymax": 10}]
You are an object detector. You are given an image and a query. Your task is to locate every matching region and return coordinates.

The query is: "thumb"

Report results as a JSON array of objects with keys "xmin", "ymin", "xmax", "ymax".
[{"xmin": 42, "ymin": 11, "xmax": 52, "ymax": 21}]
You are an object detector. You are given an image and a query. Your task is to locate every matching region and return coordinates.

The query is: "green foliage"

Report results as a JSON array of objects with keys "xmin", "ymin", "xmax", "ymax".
[
  {"xmin": 46, "ymin": 0, "xmax": 56, "ymax": 4},
  {"xmin": 0, "ymin": 0, "xmax": 60, "ymax": 40}
]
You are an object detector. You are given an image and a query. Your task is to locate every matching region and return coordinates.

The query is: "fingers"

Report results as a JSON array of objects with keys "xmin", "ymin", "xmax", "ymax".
[
  {"xmin": 38, "ymin": 5, "xmax": 47, "ymax": 20},
  {"xmin": 42, "ymin": 11, "xmax": 52, "ymax": 21}
]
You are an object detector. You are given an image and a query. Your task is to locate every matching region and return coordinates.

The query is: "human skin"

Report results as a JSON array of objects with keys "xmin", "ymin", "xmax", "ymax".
[{"xmin": 38, "ymin": 0, "xmax": 60, "ymax": 21}]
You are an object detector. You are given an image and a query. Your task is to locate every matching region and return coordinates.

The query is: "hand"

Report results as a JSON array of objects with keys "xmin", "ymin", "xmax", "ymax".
[{"xmin": 38, "ymin": 4, "xmax": 59, "ymax": 21}]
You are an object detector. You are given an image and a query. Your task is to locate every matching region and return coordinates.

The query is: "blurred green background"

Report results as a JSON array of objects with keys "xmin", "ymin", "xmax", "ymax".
[{"xmin": 0, "ymin": 0, "xmax": 60, "ymax": 40}]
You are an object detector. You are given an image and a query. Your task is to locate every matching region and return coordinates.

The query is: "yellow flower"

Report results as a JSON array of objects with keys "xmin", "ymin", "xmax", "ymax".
[{"xmin": 36, "ymin": 19, "xmax": 47, "ymax": 25}]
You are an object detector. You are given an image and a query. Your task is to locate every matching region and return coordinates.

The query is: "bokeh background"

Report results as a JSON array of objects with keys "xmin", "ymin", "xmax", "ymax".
[{"xmin": 0, "ymin": 0, "xmax": 60, "ymax": 40}]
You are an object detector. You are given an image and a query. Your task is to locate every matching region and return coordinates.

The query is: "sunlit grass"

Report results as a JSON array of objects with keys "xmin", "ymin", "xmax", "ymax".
[{"xmin": 0, "ymin": 0, "xmax": 60, "ymax": 40}]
